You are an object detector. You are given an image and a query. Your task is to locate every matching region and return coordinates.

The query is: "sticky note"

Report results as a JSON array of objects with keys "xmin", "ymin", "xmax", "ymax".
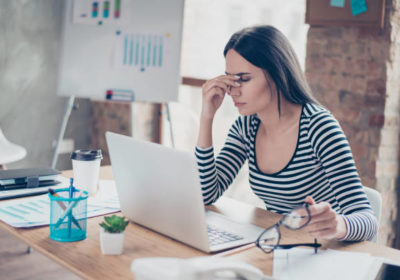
[
  {"xmin": 351, "ymin": 0, "xmax": 368, "ymax": 16},
  {"xmin": 330, "ymin": 0, "xmax": 345, "ymax": 7}
]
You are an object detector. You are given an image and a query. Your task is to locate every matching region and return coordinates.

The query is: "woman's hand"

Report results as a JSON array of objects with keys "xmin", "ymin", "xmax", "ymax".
[
  {"xmin": 201, "ymin": 75, "xmax": 240, "ymax": 119},
  {"xmin": 304, "ymin": 196, "xmax": 347, "ymax": 240}
]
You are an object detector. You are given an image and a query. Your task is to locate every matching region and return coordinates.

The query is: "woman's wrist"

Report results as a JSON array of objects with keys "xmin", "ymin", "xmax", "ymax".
[
  {"xmin": 335, "ymin": 215, "xmax": 348, "ymax": 240},
  {"xmin": 197, "ymin": 113, "xmax": 214, "ymax": 148},
  {"xmin": 200, "ymin": 108, "xmax": 216, "ymax": 122}
]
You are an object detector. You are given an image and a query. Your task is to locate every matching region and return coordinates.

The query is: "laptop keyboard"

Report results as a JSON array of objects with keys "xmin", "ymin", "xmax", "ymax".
[{"xmin": 207, "ymin": 224, "xmax": 244, "ymax": 246}]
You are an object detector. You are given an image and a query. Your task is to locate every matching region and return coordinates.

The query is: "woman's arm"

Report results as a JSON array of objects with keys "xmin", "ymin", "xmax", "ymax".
[
  {"xmin": 196, "ymin": 75, "xmax": 245, "ymax": 205},
  {"xmin": 306, "ymin": 111, "xmax": 378, "ymax": 241},
  {"xmin": 196, "ymin": 118, "xmax": 248, "ymax": 205}
]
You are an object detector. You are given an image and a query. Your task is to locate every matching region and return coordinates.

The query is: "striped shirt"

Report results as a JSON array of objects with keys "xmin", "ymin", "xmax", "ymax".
[{"xmin": 195, "ymin": 103, "xmax": 377, "ymax": 241}]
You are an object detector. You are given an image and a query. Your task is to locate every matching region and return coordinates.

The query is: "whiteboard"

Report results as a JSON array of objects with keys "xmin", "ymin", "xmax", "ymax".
[{"xmin": 57, "ymin": 0, "xmax": 184, "ymax": 102}]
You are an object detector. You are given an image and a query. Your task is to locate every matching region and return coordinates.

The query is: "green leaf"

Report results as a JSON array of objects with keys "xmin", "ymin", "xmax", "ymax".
[{"xmin": 99, "ymin": 215, "xmax": 129, "ymax": 233}]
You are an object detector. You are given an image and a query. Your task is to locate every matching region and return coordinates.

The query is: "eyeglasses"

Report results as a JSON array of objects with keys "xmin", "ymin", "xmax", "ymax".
[{"xmin": 256, "ymin": 203, "xmax": 321, "ymax": 254}]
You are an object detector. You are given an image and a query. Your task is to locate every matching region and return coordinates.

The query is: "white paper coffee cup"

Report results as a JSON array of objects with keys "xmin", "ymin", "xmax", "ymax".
[{"xmin": 71, "ymin": 150, "xmax": 102, "ymax": 196}]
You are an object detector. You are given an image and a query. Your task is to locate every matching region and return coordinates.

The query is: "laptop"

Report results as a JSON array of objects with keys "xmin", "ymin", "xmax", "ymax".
[{"xmin": 106, "ymin": 132, "xmax": 264, "ymax": 253}]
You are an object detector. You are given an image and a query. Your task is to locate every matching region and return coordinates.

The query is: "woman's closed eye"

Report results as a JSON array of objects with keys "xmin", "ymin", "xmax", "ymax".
[{"xmin": 239, "ymin": 76, "xmax": 251, "ymax": 82}]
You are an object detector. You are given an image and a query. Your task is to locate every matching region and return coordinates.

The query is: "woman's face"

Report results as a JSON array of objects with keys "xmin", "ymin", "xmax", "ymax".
[{"xmin": 225, "ymin": 49, "xmax": 275, "ymax": 116}]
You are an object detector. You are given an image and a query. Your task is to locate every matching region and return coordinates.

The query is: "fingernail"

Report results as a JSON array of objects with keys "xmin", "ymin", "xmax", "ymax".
[
  {"xmin": 234, "ymin": 75, "xmax": 240, "ymax": 79},
  {"xmin": 235, "ymin": 82, "xmax": 241, "ymax": 86}
]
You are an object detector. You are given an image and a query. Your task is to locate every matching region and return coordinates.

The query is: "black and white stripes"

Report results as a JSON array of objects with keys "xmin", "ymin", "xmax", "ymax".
[{"xmin": 195, "ymin": 103, "xmax": 377, "ymax": 241}]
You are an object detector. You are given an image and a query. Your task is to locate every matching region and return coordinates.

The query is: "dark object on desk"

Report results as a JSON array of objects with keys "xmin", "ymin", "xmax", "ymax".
[
  {"xmin": 0, "ymin": 168, "xmax": 60, "ymax": 188},
  {"xmin": 0, "ymin": 168, "xmax": 61, "ymax": 199},
  {"xmin": 375, "ymin": 263, "xmax": 400, "ymax": 280}
]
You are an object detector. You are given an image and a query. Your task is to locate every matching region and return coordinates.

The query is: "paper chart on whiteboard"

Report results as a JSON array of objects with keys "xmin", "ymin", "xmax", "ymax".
[
  {"xmin": 72, "ymin": 0, "xmax": 132, "ymax": 25},
  {"xmin": 58, "ymin": 0, "xmax": 184, "ymax": 102},
  {"xmin": 113, "ymin": 32, "xmax": 172, "ymax": 72}
]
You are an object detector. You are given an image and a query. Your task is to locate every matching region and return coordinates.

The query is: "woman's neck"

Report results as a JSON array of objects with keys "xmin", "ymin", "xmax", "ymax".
[{"xmin": 257, "ymin": 100, "xmax": 302, "ymax": 134}]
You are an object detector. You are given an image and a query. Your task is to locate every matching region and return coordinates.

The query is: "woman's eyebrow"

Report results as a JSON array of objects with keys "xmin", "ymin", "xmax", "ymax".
[{"xmin": 225, "ymin": 72, "xmax": 251, "ymax": 76}]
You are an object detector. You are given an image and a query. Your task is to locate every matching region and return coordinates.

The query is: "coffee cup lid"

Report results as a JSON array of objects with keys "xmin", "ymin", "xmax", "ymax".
[{"xmin": 71, "ymin": 150, "xmax": 102, "ymax": 161}]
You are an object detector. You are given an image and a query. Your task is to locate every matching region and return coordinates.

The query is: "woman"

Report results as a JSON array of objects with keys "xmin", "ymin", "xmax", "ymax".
[{"xmin": 195, "ymin": 25, "xmax": 377, "ymax": 241}]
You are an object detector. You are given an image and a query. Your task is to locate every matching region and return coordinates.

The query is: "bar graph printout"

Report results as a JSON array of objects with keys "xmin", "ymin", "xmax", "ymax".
[
  {"xmin": 72, "ymin": 0, "xmax": 131, "ymax": 25},
  {"xmin": 113, "ymin": 32, "xmax": 172, "ymax": 72},
  {"xmin": 0, "ymin": 190, "xmax": 120, "ymax": 228}
]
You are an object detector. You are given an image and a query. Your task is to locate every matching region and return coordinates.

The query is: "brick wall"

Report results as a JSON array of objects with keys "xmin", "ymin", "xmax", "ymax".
[
  {"xmin": 90, "ymin": 101, "xmax": 161, "ymax": 165},
  {"xmin": 90, "ymin": 101, "xmax": 132, "ymax": 165},
  {"xmin": 305, "ymin": 0, "xmax": 400, "ymax": 246}
]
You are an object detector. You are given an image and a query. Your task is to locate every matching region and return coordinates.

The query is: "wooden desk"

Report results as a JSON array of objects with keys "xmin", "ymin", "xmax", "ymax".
[{"xmin": 1, "ymin": 166, "xmax": 400, "ymax": 279}]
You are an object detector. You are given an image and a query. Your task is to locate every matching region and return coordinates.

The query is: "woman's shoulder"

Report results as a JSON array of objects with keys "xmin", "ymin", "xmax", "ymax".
[
  {"xmin": 302, "ymin": 103, "xmax": 335, "ymax": 123},
  {"xmin": 302, "ymin": 103, "xmax": 344, "ymax": 141}
]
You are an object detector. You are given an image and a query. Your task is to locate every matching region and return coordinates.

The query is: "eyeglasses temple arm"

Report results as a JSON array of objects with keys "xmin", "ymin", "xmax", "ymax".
[{"xmin": 275, "ymin": 242, "xmax": 322, "ymax": 250}]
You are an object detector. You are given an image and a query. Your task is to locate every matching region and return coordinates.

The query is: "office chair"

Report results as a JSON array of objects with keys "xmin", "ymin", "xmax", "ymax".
[
  {"xmin": 363, "ymin": 186, "xmax": 382, "ymax": 243},
  {"xmin": 0, "ymin": 127, "xmax": 27, "ymax": 169},
  {"xmin": 0, "ymin": 127, "xmax": 31, "ymax": 253},
  {"xmin": 163, "ymin": 102, "xmax": 199, "ymax": 150}
]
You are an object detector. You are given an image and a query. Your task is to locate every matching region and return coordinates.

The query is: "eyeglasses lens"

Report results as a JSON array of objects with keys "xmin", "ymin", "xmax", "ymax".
[
  {"xmin": 258, "ymin": 227, "xmax": 279, "ymax": 252},
  {"xmin": 282, "ymin": 207, "xmax": 309, "ymax": 229}
]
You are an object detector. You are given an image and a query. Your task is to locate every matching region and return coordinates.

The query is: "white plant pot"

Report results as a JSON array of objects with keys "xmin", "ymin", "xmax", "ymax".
[{"xmin": 100, "ymin": 228, "xmax": 125, "ymax": 255}]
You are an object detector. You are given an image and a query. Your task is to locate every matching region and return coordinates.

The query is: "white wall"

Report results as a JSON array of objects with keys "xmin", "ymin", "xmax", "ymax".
[{"xmin": 0, "ymin": 0, "xmax": 91, "ymax": 170}]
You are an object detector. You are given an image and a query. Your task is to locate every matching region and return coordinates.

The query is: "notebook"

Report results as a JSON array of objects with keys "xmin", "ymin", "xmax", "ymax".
[
  {"xmin": 0, "ymin": 168, "xmax": 67, "ymax": 200},
  {"xmin": 106, "ymin": 132, "xmax": 264, "ymax": 253}
]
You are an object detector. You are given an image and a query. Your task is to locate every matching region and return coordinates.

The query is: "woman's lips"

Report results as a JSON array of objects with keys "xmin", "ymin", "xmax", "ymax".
[{"xmin": 234, "ymin": 102, "xmax": 246, "ymax": 107}]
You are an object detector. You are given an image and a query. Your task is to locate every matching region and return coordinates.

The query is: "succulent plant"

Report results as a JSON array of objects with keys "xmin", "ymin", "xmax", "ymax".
[{"xmin": 99, "ymin": 215, "xmax": 129, "ymax": 233}]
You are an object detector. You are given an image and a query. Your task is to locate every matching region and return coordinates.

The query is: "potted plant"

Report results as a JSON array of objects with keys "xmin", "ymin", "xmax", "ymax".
[{"xmin": 99, "ymin": 215, "xmax": 129, "ymax": 255}]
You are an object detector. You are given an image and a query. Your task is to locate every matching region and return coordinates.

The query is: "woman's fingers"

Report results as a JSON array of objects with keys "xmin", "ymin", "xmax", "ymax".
[
  {"xmin": 306, "ymin": 206, "xmax": 338, "ymax": 239},
  {"xmin": 204, "ymin": 81, "xmax": 229, "ymax": 94},
  {"xmin": 305, "ymin": 196, "xmax": 315, "ymax": 205},
  {"xmin": 219, "ymin": 75, "xmax": 241, "ymax": 87},
  {"xmin": 302, "ymin": 197, "xmax": 342, "ymax": 239},
  {"xmin": 203, "ymin": 78, "xmax": 240, "ymax": 94},
  {"xmin": 212, "ymin": 87, "xmax": 225, "ymax": 99},
  {"xmin": 216, "ymin": 74, "xmax": 241, "ymax": 83},
  {"xmin": 301, "ymin": 199, "xmax": 347, "ymax": 239},
  {"xmin": 308, "ymin": 227, "xmax": 338, "ymax": 239},
  {"xmin": 308, "ymin": 202, "xmax": 331, "ymax": 217},
  {"xmin": 200, "ymin": 74, "xmax": 241, "ymax": 119},
  {"xmin": 306, "ymin": 216, "xmax": 338, "ymax": 232},
  {"xmin": 307, "ymin": 207, "xmax": 337, "ymax": 225},
  {"xmin": 203, "ymin": 85, "xmax": 225, "ymax": 101},
  {"xmin": 203, "ymin": 75, "xmax": 240, "ymax": 89}
]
